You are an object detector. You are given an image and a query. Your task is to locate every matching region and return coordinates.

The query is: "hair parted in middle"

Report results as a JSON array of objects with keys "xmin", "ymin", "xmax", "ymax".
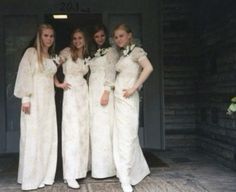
[
  {"xmin": 70, "ymin": 27, "xmax": 89, "ymax": 62},
  {"xmin": 34, "ymin": 24, "xmax": 55, "ymax": 67}
]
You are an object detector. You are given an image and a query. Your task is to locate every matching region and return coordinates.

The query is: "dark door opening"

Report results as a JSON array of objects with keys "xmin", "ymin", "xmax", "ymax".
[
  {"xmin": 45, "ymin": 13, "xmax": 102, "ymax": 52},
  {"xmin": 45, "ymin": 13, "xmax": 102, "ymax": 178}
]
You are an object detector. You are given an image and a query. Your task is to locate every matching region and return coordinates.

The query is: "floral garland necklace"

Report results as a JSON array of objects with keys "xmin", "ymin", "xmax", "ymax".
[
  {"xmin": 84, "ymin": 56, "xmax": 91, "ymax": 65},
  {"xmin": 52, "ymin": 54, "xmax": 60, "ymax": 67},
  {"xmin": 94, "ymin": 48, "xmax": 109, "ymax": 57},
  {"xmin": 122, "ymin": 44, "xmax": 136, "ymax": 56}
]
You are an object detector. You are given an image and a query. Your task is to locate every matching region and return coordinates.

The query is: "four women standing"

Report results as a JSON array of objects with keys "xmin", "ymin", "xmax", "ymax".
[{"xmin": 14, "ymin": 23, "xmax": 153, "ymax": 192}]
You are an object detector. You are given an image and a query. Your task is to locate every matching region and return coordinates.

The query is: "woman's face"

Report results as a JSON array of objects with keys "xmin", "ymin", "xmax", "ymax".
[
  {"xmin": 72, "ymin": 32, "xmax": 85, "ymax": 49},
  {"xmin": 93, "ymin": 30, "xmax": 106, "ymax": 47},
  {"xmin": 41, "ymin": 28, "xmax": 54, "ymax": 48},
  {"xmin": 113, "ymin": 29, "xmax": 131, "ymax": 48}
]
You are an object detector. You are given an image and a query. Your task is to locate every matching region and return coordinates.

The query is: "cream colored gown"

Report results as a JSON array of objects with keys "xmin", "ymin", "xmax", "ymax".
[
  {"xmin": 60, "ymin": 48, "xmax": 89, "ymax": 180},
  {"xmin": 14, "ymin": 47, "xmax": 58, "ymax": 190},
  {"xmin": 113, "ymin": 47, "xmax": 150, "ymax": 185},
  {"xmin": 89, "ymin": 47, "xmax": 118, "ymax": 178}
]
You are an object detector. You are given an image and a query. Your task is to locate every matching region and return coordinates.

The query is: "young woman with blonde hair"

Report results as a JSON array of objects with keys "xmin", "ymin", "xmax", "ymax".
[
  {"xmin": 55, "ymin": 28, "xmax": 90, "ymax": 189},
  {"xmin": 112, "ymin": 24, "xmax": 153, "ymax": 192},
  {"xmin": 14, "ymin": 24, "xmax": 58, "ymax": 190}
]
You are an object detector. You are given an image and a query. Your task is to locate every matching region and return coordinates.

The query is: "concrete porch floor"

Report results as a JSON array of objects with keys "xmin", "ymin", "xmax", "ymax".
[{"xmin": 0, "ymin": 150, "xmax": 236, "ymax": 192}]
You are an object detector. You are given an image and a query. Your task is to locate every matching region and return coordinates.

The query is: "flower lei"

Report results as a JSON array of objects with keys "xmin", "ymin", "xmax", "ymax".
[
  {"xmin": 122, "ymin": 44, "xmax": 136, "ymax": 56},
  {"xmin": 94, "ymin": 48, "xmax": 109, "ymax": 57},
  {"xmin": 52, "ymin": 54, "xmax": 60, "ymax": 66},
  {"xmin": 84, "ymin": 56, "xmax": 91, "ymax": 65}
]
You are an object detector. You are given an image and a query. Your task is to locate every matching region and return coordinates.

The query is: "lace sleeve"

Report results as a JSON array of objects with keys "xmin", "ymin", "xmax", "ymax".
[
  {"xmin": 130, "ymin": 47, "xmax": 153, "ymax": 91},
  {"xmin": 14, "ymin": 47, "xmax": 36, "ymax": 99},
  {"xmin": 131, "ymin": 47, "xmax": 148, "ymax": 63},
  {"xmin": 104, "ymin": 47, "xmax": 119, "ymax": 91}
]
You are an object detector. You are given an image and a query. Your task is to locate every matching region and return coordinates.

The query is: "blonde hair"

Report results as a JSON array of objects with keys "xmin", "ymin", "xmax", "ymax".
[
  {"xmin": 70, "ymin": 28, "xmax": 89, "ymax": 61},
  {"xmin": 112, "ymin": 23, "xmax": 133, "ymax": 44},
  {"xmin": 34, "ymin": 24, "xmax": 55, "ymax": 68}
]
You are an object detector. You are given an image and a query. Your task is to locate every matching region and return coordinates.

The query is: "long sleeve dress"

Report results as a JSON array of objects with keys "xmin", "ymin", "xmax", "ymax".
[
  {"xmin": 113, "ymin": 47, "xmax": 150, "ymax": 185},
  {"xmin": 14, "ymin": 47, "xmax": 58, "ymax": 190},
  {"xmin": 89, "ymin": 47, "xmax": 118, "ymax": 178},
  {"xmin": 60, "ymin": 48, "xmax": 89, "ymax": 180}
]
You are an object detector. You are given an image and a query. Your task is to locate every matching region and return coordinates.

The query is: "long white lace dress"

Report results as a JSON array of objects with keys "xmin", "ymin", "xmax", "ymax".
[
  {"xmin": 60, "ymin": 48, "xmax": 89, "ymax": 180},
  {"xmin": 113, "ymin": 47, "xmax": 150, "ymax": 185},
  {"xmin": 14, "ymin": 47, "xmax": 58, "ymax": 190},
  {"xmin": 89, "ymin": 47, "xmax": 118, "ymax": 178}
]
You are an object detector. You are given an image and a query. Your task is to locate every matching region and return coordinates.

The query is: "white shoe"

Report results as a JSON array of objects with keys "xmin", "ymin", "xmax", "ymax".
[
  {"xmin": 121, "ymin": 183, "xmax": 133, "ymax": 192},
  {"xmin": 38, "ymin": 183, "xmax": 45, "ymax": 188},
  {"xmin": 66, "ymin": 179, "xmax": 80, "ymax": 189}
]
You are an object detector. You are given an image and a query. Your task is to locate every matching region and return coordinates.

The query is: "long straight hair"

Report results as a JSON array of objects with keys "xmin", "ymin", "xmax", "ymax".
[
  {"xmin": 70, "ymin": 28, "xmax": 89, "ymax": 62},
  {"xmin": 34, "ymin": 24, "xmax": 55, "ymax": 67}
]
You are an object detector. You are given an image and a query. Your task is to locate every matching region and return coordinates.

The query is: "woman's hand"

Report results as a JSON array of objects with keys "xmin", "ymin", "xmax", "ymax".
[
  {"xmin": 21, "ymin": 102, "xmax": 31, "ymax": 114},
  {"xmin": 123, "ymin": 87, "xmax": 136, "ymax": 98},
  {"xmin": 56, "ymin": 82, "xmax": 71, "ymax": 90},
  {"xmin": 100, "ymin": 91, "xmax": 110, "ymax": 106},
  {"xmin": 59, "ymin": 56, "xmax": 65, "ymax": 64}
]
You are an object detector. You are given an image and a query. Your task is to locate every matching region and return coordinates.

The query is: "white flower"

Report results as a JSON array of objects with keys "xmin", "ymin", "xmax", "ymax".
[
  {"xmin": 84, "ymin": 56, "xmax": 91, "ymax": 65},
  {"xmin": 52, "ymin": 54, "xmax": 60, "ymax": 64},
  {"xmin": 226, "ymin": 97, "xmax": 236, "ymax": 115},
  {"xmin": 94, "ymin": 48, "xmax": 109, "ymax": 57},
  {"xmin": 122, "ymin": 44, "xmax": 136, "ymax": 56},
  {"xmin": 123, "ymin": 49, "xmax": 129, "ymax": 56}
]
